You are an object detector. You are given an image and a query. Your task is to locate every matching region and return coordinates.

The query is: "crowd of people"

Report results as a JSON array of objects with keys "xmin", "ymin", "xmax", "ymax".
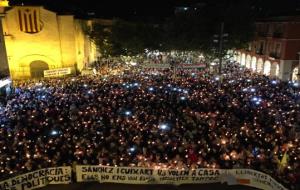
[{"xmin": 0, "ymin": 62, "xmax": 299, "ymax": 189}]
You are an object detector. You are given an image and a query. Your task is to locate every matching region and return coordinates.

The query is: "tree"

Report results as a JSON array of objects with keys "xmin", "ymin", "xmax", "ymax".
[
  {"xmin": 87, "ymin": 1, "xmax": 255, "ymax": 60},
  {"xmin": 87, "ymin": 19, "xmax": 164, "ymax": 57},
  {"xmin": 163, "ymin": 0, "xmax": 255, "ymax": 58},
  {"xmin": 111, "ymin": 19, "xmax": 163, "ymax": 56}
]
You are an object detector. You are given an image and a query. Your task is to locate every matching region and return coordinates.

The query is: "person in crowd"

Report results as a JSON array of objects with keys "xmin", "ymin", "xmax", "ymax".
[{"xmin": 0, "ymin": 62, "xmax": 299, "ymax": 189}]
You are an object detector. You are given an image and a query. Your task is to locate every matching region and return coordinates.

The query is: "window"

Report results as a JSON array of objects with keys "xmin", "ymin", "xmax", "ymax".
[
  {"xmin": 248, "ymin": 43, "xmax": 252, "ymax": 51},
  {"xmin": 257, "ymin": 41, "xmax": 264, "ymax": 54},
  {"xmin": 273, "ymin": 24, "xmax": 283, "ymax": 38},
  {"xmin": 275, "ymin": 43, "xmax": 281, "ymax": 56}
]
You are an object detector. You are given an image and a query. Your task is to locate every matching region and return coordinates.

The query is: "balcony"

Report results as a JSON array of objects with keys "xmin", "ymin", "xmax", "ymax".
[
  {"xmin": 257, "ymin": 32, "xmax": 268, "ymax": 37},
  {"xmin": 256, "ymin": 50, "xmax": 264, "ymax": 55},
  {"xmin": 273, "ymin": 32, "xmax": 283, "ymax": 38},
  {"xmin": 269, "ymin": 52, "xmax": 280, "ymax": 59}
]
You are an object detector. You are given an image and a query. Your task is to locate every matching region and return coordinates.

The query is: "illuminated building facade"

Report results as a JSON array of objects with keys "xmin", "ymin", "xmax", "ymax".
[
  {"xmin": 234, "ymin": 16, "xmax": 300, "ymax": 81},
  {"xmin": 0, "ymin": 0, "xmax": 9, "ymax": 78},
  {"xmin": 2, "ymin": 6, "xmax": 97, "ymax": 79}
]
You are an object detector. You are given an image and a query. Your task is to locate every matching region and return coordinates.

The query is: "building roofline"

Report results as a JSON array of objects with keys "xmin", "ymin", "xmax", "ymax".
[{"xmin": 256, "ymin": 15, "xmax": 300, "ymax": 23}]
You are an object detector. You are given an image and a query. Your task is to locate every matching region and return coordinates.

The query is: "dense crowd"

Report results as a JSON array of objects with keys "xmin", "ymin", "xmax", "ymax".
[{"xmin": 0, "ymin": 63, "xmax": 299, "ymax": 189}]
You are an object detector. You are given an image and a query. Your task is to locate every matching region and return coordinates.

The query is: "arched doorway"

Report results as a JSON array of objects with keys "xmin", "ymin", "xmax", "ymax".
[
  {"xmin": 263, "ymin": 60, "xmax": 271, "ymax": 76},
  {"xmin": 246, "ymin": 55, "xmax": 251, "ymax": 68},
  {"xmin": 241, "ymin": 53, "xmax": 246, "ymax": 66},
  {"xmin": 236, "ymin": 52, "xmax": 241, "ymax": 63},
  {"xmin": 251, "ymin": 57, "xmax": 257, "ymax": 71},
  {"xmin": 292, "ymin": 67, "xmax": 299, "ymax": 81},
  {"xmin": 233, "ymin": 53, "xmax": 237, "ymax": 62},
  {"xmin": 257, "ymin": 58, "xmax": 264, "ymax": 73},
  {"xmin": 30, "ymin": 60, "xmax": 49, "ymax": 78}
]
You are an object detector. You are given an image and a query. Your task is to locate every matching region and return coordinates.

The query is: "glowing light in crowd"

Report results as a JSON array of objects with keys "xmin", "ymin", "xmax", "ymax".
[
  {"xmin": 180, "ymin": 96, "xmax": 186, "ymax": 100},
  {"xmin": 271, "ymin": 80, "xmax": 277, "ymax": 85},
  {"xmin": 191, "ymin": 73, "xmax": 195, "ymax": 76},
  {"xmin": 130, "ymin": 62, "xmax": 137, "ymax": 66},
  {"xmin": 250, "ymin": 88, "xmax": 255, "ymax": 92},
  {"xmin": 183, "ymin": 90, "xmax": 188, "ymax": 94},
  {"xmin": 159, "ymin": 124, "xmax": 169, "ymax": 131},
  {"xmin": 149, "ymin": 87, "xmax": 154, "ymax": 91},
  {"xmin": 125, "ymin": 111, "xmax": 132, "ymax": 116},
  {"xmin": 215, "ymin": 77, "xmax": 220, "ymax": 81},
  {"xmin": 246, "ymin": 79, "xmax": 251, "ymax": 82},
  {"xmin": 251, "ymin": 96, "xmax": 262, "ymax": 106},
  {"xmin": 134, "ymin": 83, "xmax": 139, "ymax": 86},
  {"xmin": 293, "ymin": 82, "xmax": 299, "ymax": 87},
  {"xmin": 242, "ymin": 88, "xmax": 248, "ymax": 92},
  {"xmin": 221, "ymin": 139, "xmax": 226, "ymax": 145},
  {"xmin": 50, "ymin": 130, "xmax": 59, "ymax": 136},
  {"xmin": 83, "ymin": 84, "xmax": 88, "ymax": 88}
]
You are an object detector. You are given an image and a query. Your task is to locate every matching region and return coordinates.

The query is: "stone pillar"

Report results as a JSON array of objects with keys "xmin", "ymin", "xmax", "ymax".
[
  {"xmin": 279, "ymin": 60, "xmax": 293, "ymax": 81},
  {"xmin": 270, "ymin": 62, "xmax": 278, "ymax": 77}
]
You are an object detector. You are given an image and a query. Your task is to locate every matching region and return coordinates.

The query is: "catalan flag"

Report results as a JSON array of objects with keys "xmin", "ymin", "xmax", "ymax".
[
  {"xmin": 17, "ymin": 7, "xmax": 42, "ymax": 33},
  {"xmin": 278, "ymin": 152, "xmax": 288, "ymax": 172}
]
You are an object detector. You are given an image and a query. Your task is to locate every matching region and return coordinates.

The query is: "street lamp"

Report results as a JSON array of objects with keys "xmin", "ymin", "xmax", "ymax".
[{"xmin": 213, "ymin": 22, "xmax": 228, "ymax": 75}]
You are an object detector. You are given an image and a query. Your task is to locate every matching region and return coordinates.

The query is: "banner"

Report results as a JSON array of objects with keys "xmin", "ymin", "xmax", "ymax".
[
  {"xmin": 0, "ymin": 167, "xmax": 72, "ymax": 190},
  {"xmin": 0, "ymin": 166, "xmax": 287, "ymax": 190},
  {"xmin": 44, "ymin": 68, "xmax": 71, "ymax": 78},
  {"xmin": 0, "ymin": 78, "xmax": 11, "ymax": 88},
  {"xmin": 141, "ymin": 64, "xmax": 170, "ymax": 69},
  {"xmin": 179, "ymin": 64, "xmax": 206, "ymax": 69},
  {"xmin": 76, "ymin": 166, "xmax": 287, "ymax": 190},
  {"xmin": 227, "ymin": 169, "xmax": 287, "ymax": 190},
  {"xmin": 76, "ymin": 166, "xmax": 222, "ymax": 185}
]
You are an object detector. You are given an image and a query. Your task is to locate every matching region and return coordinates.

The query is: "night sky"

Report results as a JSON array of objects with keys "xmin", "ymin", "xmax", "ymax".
[{"xmin": 8, "ymin": 0, "xmax": 300, "ymax": 19}]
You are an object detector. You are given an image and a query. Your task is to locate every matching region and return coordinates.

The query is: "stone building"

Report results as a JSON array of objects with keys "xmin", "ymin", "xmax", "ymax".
[
  {"xmin": 1, "ymin": 6, "xmax": 97, "ymax": 79},
  {"xmin": 234, "ymin": 16, "xmax": 300, "ymax": 81}
]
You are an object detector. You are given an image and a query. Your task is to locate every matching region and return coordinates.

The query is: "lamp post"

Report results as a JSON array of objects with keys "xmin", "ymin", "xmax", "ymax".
[{"xmin": 213, "ymin": 22, "xmax": 228, "ymax": 76}]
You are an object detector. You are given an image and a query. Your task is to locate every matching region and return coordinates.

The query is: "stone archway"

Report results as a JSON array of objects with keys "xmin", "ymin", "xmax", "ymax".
[
  {"xmin": 30, "ymin": 60, "xmax": 49, "ymax": 78},
  {"xmin": 241, "ymin": 53, "xmax": 246, "ymax": 66},
  {"xmin": 251, "ymin": 56, "xmax": 257, "ymax": 71},
  {"xmin": 292, "ymin": 67, "xmax": 299, "ymax": 81},
  {"xmin": 14, "ymin": 54, "xmax": 59, "ymax": 79},
  {"xmin": 246, "ymin": 55, "xmax": 251, "ymax": 68},
  {"xmin": 257, "ymin": 58, "xmax": 264, "ymax": 73},
  {"xmin": 263, "ymin": 60, "xmax": 271, "ymax": 76}
]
